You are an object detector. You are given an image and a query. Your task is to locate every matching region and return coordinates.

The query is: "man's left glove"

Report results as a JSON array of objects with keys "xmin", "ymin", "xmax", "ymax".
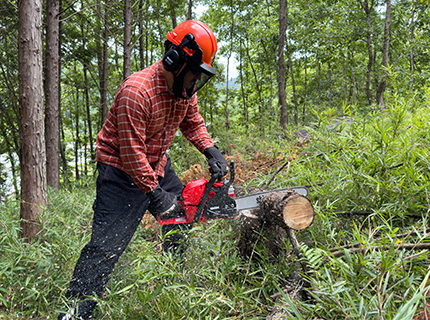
[
  {"xmin": 146, "ymin": 185, "xmax": 182, "ymax": 219},
  {"xmin": 204, "ymin": 146, "xmax": 228, "ymax": 177}
]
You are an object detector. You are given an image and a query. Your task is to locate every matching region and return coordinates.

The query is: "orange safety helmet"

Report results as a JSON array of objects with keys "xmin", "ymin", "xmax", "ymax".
[{"xmin": 165, "ymin": 20, "xmax": 217, "ymax": 76}]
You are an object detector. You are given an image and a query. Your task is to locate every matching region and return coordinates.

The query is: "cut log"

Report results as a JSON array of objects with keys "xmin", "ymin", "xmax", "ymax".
[
  {"xmin": 259, "ymin": 191, "xmax": 315, "ymax": 231},
  {"xmin": 235, "ymin": 190, "xmax": 315, "ymax": 260}
]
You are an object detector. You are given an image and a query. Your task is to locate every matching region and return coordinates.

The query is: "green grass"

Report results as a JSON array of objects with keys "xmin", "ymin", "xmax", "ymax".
[{"xmin": 1, "ymin": 96, "xmax": 430, "ymax": 319}]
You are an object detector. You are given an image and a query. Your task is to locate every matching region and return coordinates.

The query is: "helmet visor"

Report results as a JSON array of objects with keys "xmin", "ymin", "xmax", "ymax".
[{"xmin": 190, "ymin": 63, "xmax": 215, "ymax": 93}]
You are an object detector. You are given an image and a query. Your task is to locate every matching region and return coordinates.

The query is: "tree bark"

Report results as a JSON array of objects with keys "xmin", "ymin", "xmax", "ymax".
[
  {"xmin": 123, "ymin": 0, "xmax": 132, "ymax": 79},
  {"xmin": 187, "ymin": 0, "xmax": 193, "ymax": 20},
  {"xmin": 18, "ymin": 0, "xmax": 47, "ymax": 242},
  {"xmin": 278, "ymin": 0, "xmax": 288, "ymax": 129},
  {"xmin": 45, "ymin": 0, "xmax": 60, "ymax": 191},
  {"xmin": 239, "ymin": 40, "xmax": 249, "ymax": 133},
  {"xmin": 285, "ymin": 1, "xmax": 298, "ymax": 125},
  {"xmin": 236, "ymin": 191, "xmax": 315, "ymax": 259},
  {"xmin": 100, "ymin": 3, "xmax": 109, "ymax": 127},
  {"xmin": 74, "ymin": 74, "xmax": 80, "ymax": 181}
]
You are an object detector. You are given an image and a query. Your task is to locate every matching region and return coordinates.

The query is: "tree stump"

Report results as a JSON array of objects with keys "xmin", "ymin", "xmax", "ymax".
[
  {"xmin": 236, "ymin": 190, "xmax": 315, "ymax": 260},
  {"xmin": 259, "ymin": 191, "xmax": 315, "ymax": 231}
]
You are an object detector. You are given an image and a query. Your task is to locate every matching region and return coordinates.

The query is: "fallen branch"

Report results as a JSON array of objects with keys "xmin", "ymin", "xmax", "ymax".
[{"xmin": 263, "ymin": 160, "xmax": 291, "ymax": 189}]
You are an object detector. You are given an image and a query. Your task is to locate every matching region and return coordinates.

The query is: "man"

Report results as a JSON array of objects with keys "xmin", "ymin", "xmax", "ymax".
[{"xmin": 58, "ymin": 20, "xmax": 228, "ymax": 320}]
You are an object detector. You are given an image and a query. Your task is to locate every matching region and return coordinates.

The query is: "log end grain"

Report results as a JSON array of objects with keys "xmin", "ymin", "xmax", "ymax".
[{"xmin": 282, "ymin": 194, "xmax": 315, "ymax": 230}]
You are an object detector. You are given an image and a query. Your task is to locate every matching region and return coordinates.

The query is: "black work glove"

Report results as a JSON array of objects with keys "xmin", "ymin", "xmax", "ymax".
[
  {"xmin": 146, "ymin": 185, "xmax": 181, "ymax": 219},
  {"xmin": 204, "ymin": 146, "xmax": 228, "ymax": 177}
]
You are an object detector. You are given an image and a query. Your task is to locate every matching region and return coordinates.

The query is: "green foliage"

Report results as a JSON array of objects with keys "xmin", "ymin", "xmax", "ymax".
[{"xmin": 2, "ymin": 96, "xmax": 430, "ymax": 318}]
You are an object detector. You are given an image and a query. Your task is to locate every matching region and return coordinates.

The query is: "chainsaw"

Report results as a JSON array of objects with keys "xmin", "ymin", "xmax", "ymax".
[{"xmin": 156, "ymin": 161, "xmax": 308, "ymax": 225}]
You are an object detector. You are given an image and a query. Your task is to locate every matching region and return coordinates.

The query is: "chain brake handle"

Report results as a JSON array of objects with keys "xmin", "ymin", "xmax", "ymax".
[{"xmin": 193, "ymin": 160, "xmax": 235, "ymax": 223}]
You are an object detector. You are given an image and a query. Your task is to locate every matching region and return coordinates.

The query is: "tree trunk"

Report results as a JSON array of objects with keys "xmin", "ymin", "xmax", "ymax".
[
  {"xmin": 123, "ymin": 0, "xmax": 132, "ymax": 79},
  {"xmin": 75, "ymin": 81, "xmax": 80, "ymax": 181},
  {"xmin": 409, "ymin": 7, "xmax": 415, "ymax": 93},
  {"xmin": 376, "ymin": 0, "xmax": 391, "ymax": 107},
  {"xmin": 100, "ymin": 3, "xmax": 109, "ymax": 127},
  {"xmin": 224, "ymin": 2, "xmax": 234, "ymax": 132},
  {"xmin": 237, "ymin": 191, "xmax": 315, "ymax": 259},
  {"xmin": 138, "ymin": 0, "xmax": 145, "ymax": 70},
  {"xmin": 58, "ymin": 0, "xmax": 69, "ymax": 184},
  {"xmin": 45, "ymin": 0, "xmax": 60, "ymax": 191},
  {"xmin": 79, "ymin": 9, "xmax": 94, "ymax": 162},
  {"xmin": 83, "ymin": 66, "xmax": 94, "ymax": 161},
  {"xmin": 168, "ymin": 0, "xmax": 177, "ymax": 28},
  {"xmin": 239, "ymin": 40, "xmax": 249, "ymax": 133},
  {"xmin": 328, "ymin": 60, "xmax": 332, "ymax": 108},
  {"xmin": 358, "ymin": 0, "xmax": 375, "ymax": 105},
  {"xmin": 187, "ymin": 0, "xmax": 193, "ymax": 20},
  {"xmin": 245, "ymin": 43, "xmax": 264, "ymax": 135},
  {"xmin": 278, "ymin": 0, "xmax": 288, "ymax": 129},
  {"xmin": 317, "ymin": 60, "xmax": 321, "ymax": 104},
  {"xmin": 285, "ymin": 1, "xmax": 298, "ymax": 125},
  {"xmin": 18, "ymin": 0, "xmax": 47, "ymax": 242}
]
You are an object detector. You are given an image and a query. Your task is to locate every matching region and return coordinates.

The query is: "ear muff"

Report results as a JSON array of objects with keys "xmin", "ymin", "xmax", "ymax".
[
  {"xmin": 162, "ymin": 33, "xmax": 202, "ymax": 72},
  {"xmin": 162, "ymin": 49, "xmax": 181, "ymax": 72}
]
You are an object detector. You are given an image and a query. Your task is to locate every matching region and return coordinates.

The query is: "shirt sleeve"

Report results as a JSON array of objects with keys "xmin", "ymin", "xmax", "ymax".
[
  {"xmin": 116, "ymin": 86, "xmax": 158, "ymax": 193},
  {"xmin": 179, "ymin": 95, "xmax": 215, "ymax": 153}
]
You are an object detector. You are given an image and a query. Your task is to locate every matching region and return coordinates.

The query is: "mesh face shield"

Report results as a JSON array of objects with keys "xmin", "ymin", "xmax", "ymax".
[{"xmin": 173, "ymin": 61, "xmax": 215, "ymax": 100}]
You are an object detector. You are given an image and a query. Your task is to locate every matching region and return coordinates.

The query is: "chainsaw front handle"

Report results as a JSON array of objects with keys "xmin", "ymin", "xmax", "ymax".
[{"xmin": 192, "ymin": 172, "xmax": 220, "ymax": 223}]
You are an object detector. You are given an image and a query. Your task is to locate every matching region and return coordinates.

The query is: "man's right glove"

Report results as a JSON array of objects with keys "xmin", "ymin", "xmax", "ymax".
[
  {"xmin": 146, "ymin": 185, "xmax": 181, "ymax": 219},
  {"xmin": 204, "ymin": 146, "xmax": 229, "ymax": 177}
]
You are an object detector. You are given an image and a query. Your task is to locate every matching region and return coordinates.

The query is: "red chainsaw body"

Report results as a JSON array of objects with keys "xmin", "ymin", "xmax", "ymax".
[{"xmin": 156, "ymin": 178, "xmax": 236, "ymax": 225}]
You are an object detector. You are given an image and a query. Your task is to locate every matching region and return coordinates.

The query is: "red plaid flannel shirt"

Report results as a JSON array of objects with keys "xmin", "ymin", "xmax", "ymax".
[{"xmin": 95, "ymin": 60, "xmax": 214, "ymax": 193}]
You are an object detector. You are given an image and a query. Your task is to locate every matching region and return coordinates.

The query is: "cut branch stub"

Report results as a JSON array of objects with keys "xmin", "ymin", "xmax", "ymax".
[{"xmin": 259, "ymin": 191, "xmax": 315, "ymax": 231}]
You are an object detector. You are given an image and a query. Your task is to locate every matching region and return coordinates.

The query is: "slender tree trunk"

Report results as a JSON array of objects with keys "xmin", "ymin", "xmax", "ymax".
[
  {"xmin": 123, "ymin": 0, "xmax": 132, "ymax": 79},
  {"xmin": 358, "ymin": 0, "xmax": 375, "ymax": 105},
  {"xmin": 187, "ymin": 0, "xmax": 193, "ymax": 19},
  {"xmin": 45, "ymin": 0, "xmax": 60, "ymax": 191},
  {"xmin": 285, "ymin": 1, "xmax": 298, "ymax": 125},
  {"xmin": 239, "ymin": 40, "xmax": 248, "ymax": 133},
  {"xmin": 138, "ymin": 0, "xmax": 145, "ymax": 70},
  {"xmin": 18, "ymin": 0, "xmax": 47, "ymax": 242},
  {"xmin": 79, "ymin": 7, "xmax": 94, "ymax": 161},
  {"xmin": 278, "ymin": 0, "xmax": 288, "ymax": 129},
  {"xmin": 245, "ymin": 42, "xmax": 265, "ymax": 135},
  {"xmin": 75, "ymin": 84, "xmax": 80, "ymax": 181},
  {"xmin": 224, "ymin": 1, "xmax": 234, "ymax": 132},
  {"xmin": 409, "ymin": 7, "xmax": 415, "ymax": 94},
  {"xmin": 83, "ymin": 67, "xmax": 94, "ymax": 161},
  {"xmin": 376, "ymin": 0, "xmax": 391, "ymax": 107},
  {"xmin": 303, "ymin": 56, "xmax": 307, "ymax": 122},
  {"xmin": 317, "ymin": 60, "xmax": 321, "ymax": 104},
  {"xmin": 100, "ymin": 4, "xmax": 109, "ymax": 127},
  {"xmin": 342, "ymin": 56, "xmax": 348, "ymax": 104},
  {"xmin": 350, "ymin": 50, "xmax": 357, "ymax": 105},
  {"xmin": 58, "ymin": 0, "xmax": 69, "ymax": 184},
  {"xmin": 168, "ymin": 0, "xmax": 177, "ymax": 28},
  {"xmin": 328, "ymin": 60, "xmax": 332, "ymax": 108}
]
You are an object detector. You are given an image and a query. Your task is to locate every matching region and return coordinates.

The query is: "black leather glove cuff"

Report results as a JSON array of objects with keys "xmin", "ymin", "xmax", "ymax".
[
  {"xmin": 146, "ymin": 185, "xmax": 181, "ymax": 219},
  {"xmin": 146, "ymin": 185, "xmax": 163, "ymax": 201}
]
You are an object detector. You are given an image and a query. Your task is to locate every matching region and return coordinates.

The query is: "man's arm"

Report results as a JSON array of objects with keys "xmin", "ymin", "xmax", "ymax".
[
  {"xmin": 180, "ymin": 97, "xmax": 228, "ymax": 176},
  {"xmin": 179, "ymin": 96, "xmax": 214, "ymax": 152}
]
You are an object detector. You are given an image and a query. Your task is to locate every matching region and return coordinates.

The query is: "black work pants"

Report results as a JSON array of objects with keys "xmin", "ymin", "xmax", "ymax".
[{"xmin": 63, "ymin": 156, "xmax": 190, "ymax": 319}]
